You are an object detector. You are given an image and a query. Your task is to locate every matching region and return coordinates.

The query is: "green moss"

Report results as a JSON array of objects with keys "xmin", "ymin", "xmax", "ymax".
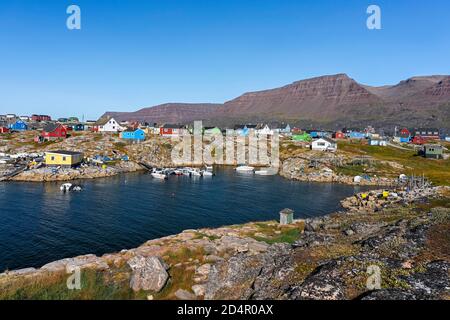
[{"xmin": 253, "ymin": 228, "xmax": 301, "ymax": 244}]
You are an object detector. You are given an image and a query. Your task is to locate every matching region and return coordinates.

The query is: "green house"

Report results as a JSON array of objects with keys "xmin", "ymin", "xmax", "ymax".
[
  {"xmin": 423, "ymin": 144, "xmax": 443, "ymax": 159},
  {"xmin": 292, "ymin": 133, "xmax": 312, "ymax": 142},
  {"xmin": 204, "ymin": 127, "xmax": 222, "ymax": 135}
]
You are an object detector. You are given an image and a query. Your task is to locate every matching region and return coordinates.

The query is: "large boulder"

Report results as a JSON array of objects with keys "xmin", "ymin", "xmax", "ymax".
[{"xmin": 127, "ymin": 256, "xmax": 169, "ymax": 292}]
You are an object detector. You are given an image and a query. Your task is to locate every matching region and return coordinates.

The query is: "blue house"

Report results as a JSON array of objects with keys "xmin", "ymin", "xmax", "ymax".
[
  {"xmin": 349, "ymin": 131, "xmax": 366, "ymax": 139},
  {"xmin": 9, "ymin": 120, "xmax": 28, "ymax": 131},
  {"xmin": 308, "ymin": 130, "xmax": 328, "ymax": 138},
  {"xmin": 73, "ymin": 123, "xmax": 85, "ymax": 131},
  {"xmin": 234, "ymin": 125, "xmax": 250, "ymax": 137},
  {"xmin": 120, "ymin": 128, "xmax": 145, "ymax": 141}
]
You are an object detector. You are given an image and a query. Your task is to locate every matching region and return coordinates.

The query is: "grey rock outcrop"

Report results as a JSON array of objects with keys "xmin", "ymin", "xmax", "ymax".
[{"xmin": 127, "ymin": 256, "xmax": 169, "ymax": 292}]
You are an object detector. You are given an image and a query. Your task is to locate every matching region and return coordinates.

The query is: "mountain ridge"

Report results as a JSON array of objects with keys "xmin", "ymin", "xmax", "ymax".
[{"xmin": 101, "ymin": 73, "xmax": 450, "ymax": 129}]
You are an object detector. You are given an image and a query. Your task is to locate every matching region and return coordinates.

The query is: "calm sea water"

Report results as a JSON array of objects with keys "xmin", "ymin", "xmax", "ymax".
[{"xmin": 0, "ymin": 168, "xmax": 370, "ymax": 271}]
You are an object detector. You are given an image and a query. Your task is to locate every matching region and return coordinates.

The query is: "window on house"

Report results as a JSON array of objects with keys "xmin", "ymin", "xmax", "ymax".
[
  {"xmin": 51, "ymin": 156, "xmax": 55, "ymax": 161},
  {"xmin": 63, "ymin": 157, "xmax": 66, "ymax": 161}
]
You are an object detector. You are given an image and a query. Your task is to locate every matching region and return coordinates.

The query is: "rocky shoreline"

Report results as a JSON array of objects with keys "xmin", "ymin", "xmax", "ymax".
[
  {"xmin": 10, "ymin": 161, "xmax": 143, "ymax": 182},
  {"xmin": 1, "ymin": 186, "xmax": 448, "ymax": 300}
]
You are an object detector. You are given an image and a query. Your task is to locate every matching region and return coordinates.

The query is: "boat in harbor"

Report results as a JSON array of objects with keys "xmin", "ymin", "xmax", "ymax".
[
  {"xmin": 235, "ymin": 165, "xmax": 255, "ymax": 172},
  {"xmin": 205, "ymin": 165, "xmax": 213, "ymax": 171},
  {"xmin": 201, "ymin": 170, "xmax": 214, "ymax": 177},
  {"xmin": 189, "ymin": 168, "xmax": 202, "ymax": 176},
  {"xmin": 255, "ymin": 168, "xmax": 277, "ymax": 176},
  {"xmin": 151, "ymin": 169, "xmax": 168, "ymax": 180},
  {"xmin": 60, "ymin": 183, "xmax": 82, "ymax": 192}
]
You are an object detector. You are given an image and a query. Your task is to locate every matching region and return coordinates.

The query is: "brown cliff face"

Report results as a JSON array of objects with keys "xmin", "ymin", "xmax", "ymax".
[
  {"xmin": 104, "ymin": 103, "xmax": 222, "ymax": 124},
  {"xmin": 218, "ymin": 74, "xmax": 382, "ymax": 121},
  {"xmin": 102, "ymin": 74, "xmax": 450, "ymax": 128}
]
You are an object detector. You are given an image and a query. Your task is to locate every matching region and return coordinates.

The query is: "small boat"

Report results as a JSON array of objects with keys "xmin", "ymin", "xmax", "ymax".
[
  {"xmin": 235, "ymin": 165, "xmax": 255, "ymax": 172},
  {"xmin": 205, "ymin": 165, "xmax": 213, "ymax": 171},
  {"xmin": 201, "ymin": 170, "xmax": 213, "ymax": 177},
  {"xmin": 181, "ymin": 168, "xmax": 192, "ymax": 176},
  {"xmin": 189, "ymin": 168, "xmax": 202, "ymax": 176},
  {"xmin": 151, "ymin": 169, "xmax": 168, "ymax": 180},
  {"xmin": 173, "ymin": 169, "xmax": 184, "ymax": 176},
  {"xmin": 60, "ymin": 183, "xmax": 82, "ymax": 192},
  {"xmin": 255, "ymin": 168, "xmax": 277, "ymax": 176}
]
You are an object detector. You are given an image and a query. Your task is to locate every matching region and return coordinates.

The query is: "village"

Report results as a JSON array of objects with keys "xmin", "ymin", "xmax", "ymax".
[{"xmin": 0, "ymin": 113, "xmax": 449, "ymax": 186}]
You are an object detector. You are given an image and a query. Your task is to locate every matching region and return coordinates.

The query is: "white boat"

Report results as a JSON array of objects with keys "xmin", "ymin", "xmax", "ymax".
[
  {"xmin": 205, "ymin": 165, "xmax": 213, "ymax": 171},
  {"xmin": 151, "ymin": 169, "xmax": 168, "ymax": 180},
  {"xmin": 255, "ymin": 168, "xmax": 276, "ymax": 175},
  {"xmin": 189, "ymin": 168, "xmax": 202, "ymax": 176},
  {"xmin": 60, "ymin": 183, "xmax": 83, "ymax": 192},
  {"xmin": 151, "ymin": 172, "xmax": 168, "ymax": 180},
  {"xmin": 60, "ymin": 183, "xmax": 73, "ymax": 191},
  {"xmin": 173, "ymin": 169, "xmax": 183, "ymax": 176},
  {"xmin": 235, "ymin": 165, "xmax": 255, "ymax": 172},
  {"xmin": 181, "ymin": 168, "xmax": 191, "ymax": 176},
  {"xmin": 201, "ymin": 170, "xmax": 213, "ymax": 177}
]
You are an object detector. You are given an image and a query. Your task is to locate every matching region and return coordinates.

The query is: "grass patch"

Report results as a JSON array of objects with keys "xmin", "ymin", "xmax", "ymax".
[
  {"xmin": 0, "ymin": 269, "xmax": 146, "ymax": 300},
  {"xmin": 253, "ymin": 228, "xmax": 301, "ymax": 245},
  {"xmin": 338, "ymin": 140, "xmax": 450, "ymax": 185}
]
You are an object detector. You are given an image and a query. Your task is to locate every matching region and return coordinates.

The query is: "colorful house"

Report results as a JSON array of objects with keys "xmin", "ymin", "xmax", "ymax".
[
  {"xmin": 311, "ymin": 137, "xmax": 337, "ymax": 152},
  {"xmin": 73, "ymin": 123, "xmax": 85, "ymax": 131},
  {"xmin": 42, "ymin": 123, "xmax": 68, "ymax": 141},
  {"xmin": 45, "ymin": 150, "xmax": 84, "ymax": 167},
  {"xmin": 204, "ymin": 127, "xmax": 222, "ymax": 135},
  {"xmin": 9, "ymin": 120, "xmax": 28, "ymax": 131},
  {"xmin": 292, "ymin": 133, "xmax": 312, "ymax": 142},
  {"xmin": 398, "ymin": 128, "xmax": 411, "ymax": 143},
  {"xmin": 160, "ymin": 124, "xmax": 185, "ymax": 137},
  {"xmin": 94, "ymin": 117, "xmax": 124, "ymax": 133},
  {"xmin": 120, "ymin": 128, "xmax": 146, "ymax": 141},
  {"xmin": 333, "ymin": 131, "xmax": 345, "ymax": 139},
  {"xmin": 234, "ymin": 125, "xmax": 250, "ymax": 137},
  {"xmin": 32, "ymin": 114, "xmax": 52, "ymax": 122},
  {"xmin": 368, "ymin": 138, "xmax": 387, "ymax": 146},
  {"xmin": 412, "ymin": 135, "xmax": 427, "ymax": 145},
  {"xmin": 308, "ymin": 130, "xmax": 328, "ymax": 138},
  {"xmin": 413, "ymin": 128, "xmax": 440, "ymax": 140},
  {"xmin": 0, "ymin": 127, "xmax": 10, "ymax": 134},
  {"xmin": 348, "ymin": 131, "xmax": 366, "ymax": 139},
  {"xmin": 422, "ymin": 144, "xmax": 443, "ymax": 159}
]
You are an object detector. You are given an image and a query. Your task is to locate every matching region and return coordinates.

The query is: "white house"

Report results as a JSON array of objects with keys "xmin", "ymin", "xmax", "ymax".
[
  {"xmin": 311, "ymin": 137, "xmax": 337, "ymax": 152},
  {"xmin": 256, "ymin": 124, "xmax": 274, "ymax": 136},
  {"xmin": 94, "ymin": 117, "xmax": 124, "ymax": 133}
]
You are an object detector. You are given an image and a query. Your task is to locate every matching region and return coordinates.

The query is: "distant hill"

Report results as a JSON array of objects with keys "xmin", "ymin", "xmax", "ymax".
[
  {"xmin": 101, "ymin": 74, "xmax": 450, "ymax": 129},
  {"xmin": 103, "ymin": 103, "xmax": 222, "ymax": 124}
]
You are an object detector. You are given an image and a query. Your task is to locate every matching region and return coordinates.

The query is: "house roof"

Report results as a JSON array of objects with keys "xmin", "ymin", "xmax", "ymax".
[
  {"xmin": 414, "ymin": 128, "xmax": 440, "ymax": 133},
  {"xmin": 46, "ymin": 150, "xmax": 83, "ymax": 156},
  {"xmin": 316, "ymin": 137, "xmax": 336, "ymax": 144},
  {"xmin": 43, "ymin": 123, "xmax": 62, "ymax": 132},
  {"xmin": 162, "ymin": 124, "xmax": 184, "ymax": 129},
  {"xmin": 95, "ymin": 117, "xmax": 115, "ymax": 126}
]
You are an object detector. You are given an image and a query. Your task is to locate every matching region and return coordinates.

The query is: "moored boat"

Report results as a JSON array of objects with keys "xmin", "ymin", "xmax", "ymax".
[{"xmin": 235, "ymin": 165, "xmax": 255, "ymax": 172}]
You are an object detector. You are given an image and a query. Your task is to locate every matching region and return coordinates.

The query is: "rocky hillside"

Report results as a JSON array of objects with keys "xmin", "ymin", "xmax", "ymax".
[
  {"xmin": 0, "ymin": 187, "xmax": 448, "ymax": 300},
  {"xmin": 103, "ymin": 103, "xmax": 222, "ymax": 124},
  {"xmin": 102, "ymin": 74, "xmax": 450, "ymax": 129}
]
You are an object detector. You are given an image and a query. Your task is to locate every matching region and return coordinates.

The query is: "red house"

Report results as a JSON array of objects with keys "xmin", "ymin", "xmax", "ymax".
[
  {"xmin": 32, "ymin": 114, "xmax": 52, "ymax": 122},
  {"xmin": 42, "ymin": 123, "xmax": 67, "ymax": 141},
  {"xmin": 412, "ymin": 136, "xmax": 427, "ymax": 145},
  {"xmin": 0, "ymin": 127, "xmax": 10, "ymax": 134},
  {"xmin": 160, "ymin": 124, "xmax": 184, "ymax": 136},
  {"xmin": 333, "ymin": 131, "xmax": 345, "ymax": 139},
  {"xmin": 399, "ymin": 128, "xmax": 411, "ymax": 137}
]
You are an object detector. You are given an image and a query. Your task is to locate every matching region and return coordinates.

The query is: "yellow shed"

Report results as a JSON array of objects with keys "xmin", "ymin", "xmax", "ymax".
[{"xmin": 45, "ymin": 151, "xmax": 84, "ymax": 167}]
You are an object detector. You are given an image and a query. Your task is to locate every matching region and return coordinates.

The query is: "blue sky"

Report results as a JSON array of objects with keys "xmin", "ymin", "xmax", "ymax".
[{"xmin": 0, "ymin": 0, "xmax": 449, "ymax": 119}]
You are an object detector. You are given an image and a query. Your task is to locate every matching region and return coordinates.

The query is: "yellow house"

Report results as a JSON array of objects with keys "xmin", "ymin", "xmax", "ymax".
[{"xmin": 45, "ymin": 151, "xmax": 84, "ymax": 167}]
